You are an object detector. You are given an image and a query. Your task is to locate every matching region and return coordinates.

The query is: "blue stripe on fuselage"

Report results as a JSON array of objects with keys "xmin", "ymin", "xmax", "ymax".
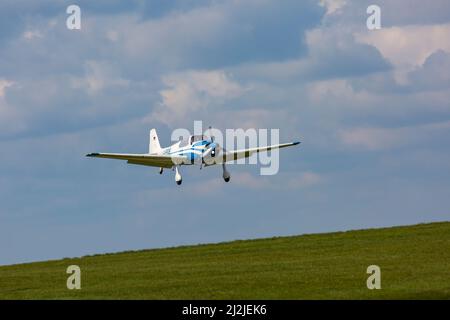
[{"xmin": 192, "ymin": 140, "xmax": 208, "ymax": 147}]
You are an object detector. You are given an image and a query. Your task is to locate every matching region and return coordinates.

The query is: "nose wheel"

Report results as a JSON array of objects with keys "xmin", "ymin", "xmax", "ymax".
[{"xmin": 175, "ymin": 166, "xmax": 182, "ymax": 185}]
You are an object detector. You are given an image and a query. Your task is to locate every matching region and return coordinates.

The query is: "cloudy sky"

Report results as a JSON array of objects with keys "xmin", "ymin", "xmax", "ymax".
[{"xmin": 1, "ymin": 0, "xmax": 450, "ymax": 265}]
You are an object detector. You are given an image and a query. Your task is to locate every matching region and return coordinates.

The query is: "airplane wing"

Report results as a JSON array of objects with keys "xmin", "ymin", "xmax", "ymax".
[
  {"xmin": 86, "ymin": 153, "xmax": 185, "ymax": 168},
  {"xmin": 220, "ymin": 141, "xmax": 300, "ymax": 163}
]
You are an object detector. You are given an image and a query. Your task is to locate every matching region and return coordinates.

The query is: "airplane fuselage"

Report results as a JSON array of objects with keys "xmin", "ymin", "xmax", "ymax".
[{"xmin": 162, "ymin": 138, "xmax": 218, "ymax": 166}]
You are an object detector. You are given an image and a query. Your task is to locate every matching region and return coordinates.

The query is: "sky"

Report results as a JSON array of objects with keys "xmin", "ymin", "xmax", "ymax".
[{"xmin": 1, "ymin": 0, "xmax": 450, "ymax": 265}]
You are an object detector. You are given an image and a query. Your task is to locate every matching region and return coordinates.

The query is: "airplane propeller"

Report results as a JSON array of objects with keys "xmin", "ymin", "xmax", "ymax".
[
  {"xmin": 200, "ymin": 127, "xmax": 219, "ymax": 169},
  {"xmin": 203, "ymin": 142, "xmax": 217, "ymax": 158},
  {"xmin": 208, "ymin": 126, "xmax": 215, "ymax": 142}
]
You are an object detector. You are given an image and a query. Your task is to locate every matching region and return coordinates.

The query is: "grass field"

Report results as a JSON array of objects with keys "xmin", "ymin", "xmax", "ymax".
[{"xmin": 1, "ymin": 222, "xmax": 449, "ymax": 299}]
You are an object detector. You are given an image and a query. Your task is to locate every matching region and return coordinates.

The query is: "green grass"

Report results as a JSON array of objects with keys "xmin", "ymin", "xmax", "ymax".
[{"xmin": 1, "ymin": 222, "xmax": 449, "ymax": 299}]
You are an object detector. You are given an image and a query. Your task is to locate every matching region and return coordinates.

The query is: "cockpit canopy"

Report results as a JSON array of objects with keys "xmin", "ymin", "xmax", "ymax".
[
  {"xmin": 190, "ymin": 135, "xmax": 209, "ymax": 144},
  {"xmin": 178, "ymin": 135, "xmax": 211, "ymax": 147}
]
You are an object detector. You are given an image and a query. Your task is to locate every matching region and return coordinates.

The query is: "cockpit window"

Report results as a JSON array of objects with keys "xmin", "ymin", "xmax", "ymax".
[{"xmin": 190, "ymin": 135, "xmax": 206, "ymax": 144}]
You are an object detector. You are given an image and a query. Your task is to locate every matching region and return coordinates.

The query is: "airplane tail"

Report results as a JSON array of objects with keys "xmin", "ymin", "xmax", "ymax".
[{"xmin": 149, "ymin": 129, "xmax": 162, "ymax": 154}]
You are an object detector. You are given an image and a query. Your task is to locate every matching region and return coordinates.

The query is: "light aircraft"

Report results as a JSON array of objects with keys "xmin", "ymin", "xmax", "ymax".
[{"xmin": 86, "ymin": 129, "xmax": 300, "ymax": 185}]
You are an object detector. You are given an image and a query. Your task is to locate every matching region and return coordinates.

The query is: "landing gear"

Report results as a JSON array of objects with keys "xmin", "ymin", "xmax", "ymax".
[
  {"xmin": 222, "ymin": 163, "xmax": 231, "ymax": 182},
  {"xmin": 175, "ymin": 166, "xmax": 182, "ymax": 185},
  {"xmin": 159, "ymin": 167, "xmax": 163, "ymax": 174}
]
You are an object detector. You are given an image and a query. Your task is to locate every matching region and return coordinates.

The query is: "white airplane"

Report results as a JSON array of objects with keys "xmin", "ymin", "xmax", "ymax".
[{"xmin": 86, "ymin": 129, "xmax": 300, "ymax": 185}]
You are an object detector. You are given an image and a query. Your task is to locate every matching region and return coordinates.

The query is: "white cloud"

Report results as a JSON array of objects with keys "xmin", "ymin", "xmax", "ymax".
[
  {"xmin": 216, "ymin": 108, "xmax": 278, "ymax": 130},
  {"xmin": 355, "ymin": 23, "xmax": 450, "ymax": 83},
  {"xmin": 0, "ymin": 79, "xmax": 14, "ymax": 97},
  {"xmin": 339, "ymin": 127, "xmax": 406, "ymax": 150},
  {"xmin": 232, "ymin": 172, "xmax": 272, "ymax": 189},
  {"xmin": 339, "ymin": 121, "xmax": 450, "ymax": 150},
  {"xmin": 319, "ymin": 0, "xmax": 347, "ymax": 15},
  {"xmin": 149, "ymin": 70, "xmax": 246, "ymax": 126},
  {"xmin": 307, "ymin": 79, "xmax": 374, "ymax": 107},
  {"xmin": 106, "ymin": 30, "xmax": 119, "ymax": 42},
  {"xmin": 71, "ymin": 61, "xmax": 130, "ymax": 95},
  {"xmin": 23, "ymin": 30, "xmax": 43, "ymax": 40},
  {"xmin": 234, "ymin": 25, "xmax": 390, "ymax": 83},
  {"xmin": 286, "ymin": 171, "xmax": 324, "ymax": 188},
  {"xmin": 188, "ymin": 178, "xmax": 226, "ymax": 195},
  {"xmin": 0, "ymin": 79, "xmax": 26, "ymax": 135}
]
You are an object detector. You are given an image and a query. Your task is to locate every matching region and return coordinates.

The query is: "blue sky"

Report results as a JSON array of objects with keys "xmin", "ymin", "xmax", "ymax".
[{"xmin": 1, "ymin": 0, "xmax": 450, "ymax": 265}]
